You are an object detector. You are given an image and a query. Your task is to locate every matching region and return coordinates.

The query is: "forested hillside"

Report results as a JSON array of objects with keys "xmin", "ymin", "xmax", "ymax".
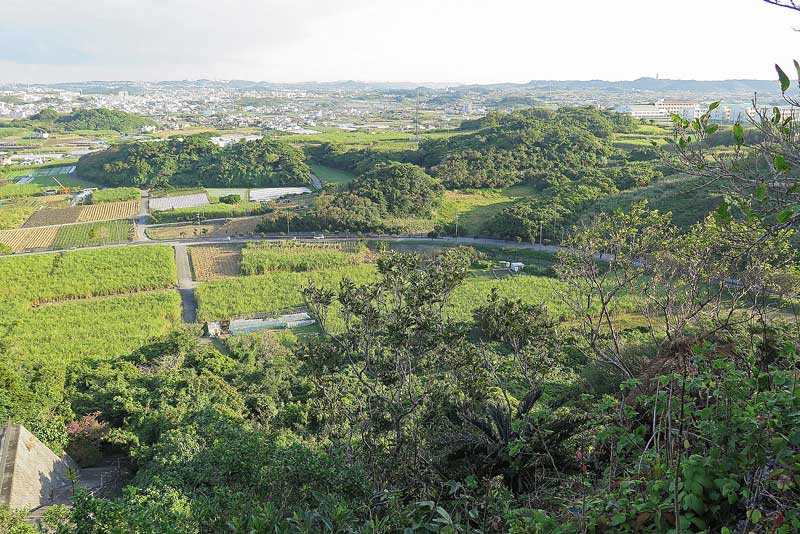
[
  {"xmin": 77, "ymin": 135, "xmax": 312, "ymax": 188},
  {"xmin": 305, "ymin": 107, "xmax": 671, "ymax": 238},
  {"xmin": 28, "ymin": 108, "xmax": 156, "ymax": 132}
]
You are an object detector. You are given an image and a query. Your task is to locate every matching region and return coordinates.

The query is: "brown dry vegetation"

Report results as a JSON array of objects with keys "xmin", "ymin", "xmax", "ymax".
[
  {"xmin": 189, "ymin": 244, "xmax": 243, "ymax": 280},
  {"xmin": 22, "ymin": 206, "xmax": 83, "ymax": 227}
]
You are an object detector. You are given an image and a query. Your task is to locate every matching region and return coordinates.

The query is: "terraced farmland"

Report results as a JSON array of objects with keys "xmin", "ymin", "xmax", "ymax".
[
  {"xmin": 0, "ymin": 226, "xmax": 60, "ymax": 251},
  {"xmin": 77, "ymin": 200, "xmax": 138, "ymax": 222},
  {"xmin": 22, "ymin": 205, "xmax": 83, "ymax": 227},
  {"xmin": 189, "ymin": 244, "xmax": 243, "ymax": 280}
]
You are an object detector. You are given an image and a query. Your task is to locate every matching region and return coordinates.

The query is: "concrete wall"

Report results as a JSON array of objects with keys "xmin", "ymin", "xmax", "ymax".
[{"xmin": 0, "ymin": 424, "xmax": 77, "ymax": 511}]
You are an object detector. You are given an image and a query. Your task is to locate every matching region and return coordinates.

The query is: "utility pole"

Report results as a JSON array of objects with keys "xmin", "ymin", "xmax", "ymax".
[
  {"xmin": 539, "ymin": 221, "xmax": 543, "ymax": 245},
  {"xmin": 286, "ymin": 210, "xmax": 290, "ymax": 236},
  {"xmin": 454, "ymin": 213, "xmax": 459, "ymax": 239}
]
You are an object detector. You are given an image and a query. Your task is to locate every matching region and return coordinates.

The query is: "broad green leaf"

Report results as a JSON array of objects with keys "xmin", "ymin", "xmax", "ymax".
[
  {"xmin": 756, "ymin": 183, "xmax": 767, "ymax": 200},
  {"xmin": 795, "ymin": 59, "xmax": 800, "ymax": 83},
  {"xmin": 776, "ymin": 207, "xmax": 794, "ymax": 224},
  {"xmin": 708, "ymin": 101, "xmax": 720, "ymax": 111},
  {"xmin": 774, "ymin": 154, "xmax": 790, "ymax": 173},
  {"xmin": 732, "ymin": 123, "xmax": 744, "ymax": 146},
  {"xmin": 715, "ymin": 201, "xmax": 731, "ymax": 223},
  {"xmin": 776, "ymin": 64, "xmax": 790, "ymax": 93}
]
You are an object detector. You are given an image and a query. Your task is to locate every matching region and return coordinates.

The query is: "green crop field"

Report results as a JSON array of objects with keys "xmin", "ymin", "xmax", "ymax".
[
  {"xmin": 0, "ymin": 202, "xmax": 36, "ymax": 229},
  {"xmin": 51, "ymin": 220, "xmax": 133, "ymax": 249},
  {"xmin": 240, "ymin": 241, "xmax": 367, "ymax": 274},
  {"xmin": 0, "ymin": 245, "xmax": 181, "ymax": 367},
  {"xmin": 0, "ymin": 245, "xmax": 177, "ymax": 304},
  {"xmin": 29, "ymin": 174, "xmax": 97, "ymax": 189},
  {"xmin": 150, "ymin": 200, "xmax": 269, "ymax": 223},
  {"xmin": 91, "ymin": 187, "xmax": 141, "ymax": 203},
  {"xmin": 0, "ymin": 183, "xmax": 46, "ymax": 199},
  {"xmin": 195, "ymin": 263, "xmax": 377, "ymax": 322},
  {"xmin": 4, "ymin": 291, "xmax": 182, "ymax": 364}
]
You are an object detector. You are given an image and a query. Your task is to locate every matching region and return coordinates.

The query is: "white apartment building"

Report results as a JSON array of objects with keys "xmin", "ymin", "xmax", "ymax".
[
  {"xmin": 657, "ymin": 99, "xmax": 703, "ymax": 120},
  {"xmin": 616, "ymin": 104, "xmax": 670, "ymax": 121},
  {"xmin": 745, "ymin": 105, "xmax": 800, "ymax": 122}
]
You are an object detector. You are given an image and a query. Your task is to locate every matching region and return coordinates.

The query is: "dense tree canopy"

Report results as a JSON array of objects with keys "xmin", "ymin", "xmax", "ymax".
[
  {"xmin": 77, "ymin": 135, "xmax": 312, "ymax": 189},
  {"xmin": 30, "ymin": 108, "xmax": 156, "ymax": 133},
  {"xmin": 348, "ymin": 162, "xmax": 443, "ymax": 217}
]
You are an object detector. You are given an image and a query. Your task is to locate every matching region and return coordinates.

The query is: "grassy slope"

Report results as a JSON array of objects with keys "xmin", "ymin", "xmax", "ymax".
[
  {"xmin": 573, "ymin": 174, "xmax": 723, "ymax": 229},
  {"xmin": 309, "ymin": 163, "xmax": 357, "ymax": 185}
]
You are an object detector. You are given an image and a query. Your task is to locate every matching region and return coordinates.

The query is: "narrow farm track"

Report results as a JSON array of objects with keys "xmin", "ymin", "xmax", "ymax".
[
  {"xmin": 174, "ymin": 244, "xmax": 198, "ymax": 324},
  {"xmin": 135, "ymin": 190, "xmax": 151, "ymax": 242}
]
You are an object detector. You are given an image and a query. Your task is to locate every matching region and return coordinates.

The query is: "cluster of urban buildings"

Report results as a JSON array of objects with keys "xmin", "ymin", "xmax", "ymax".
[{"xmin": 0, "ymin": 80, "xmax": 793, "ymax": 154}]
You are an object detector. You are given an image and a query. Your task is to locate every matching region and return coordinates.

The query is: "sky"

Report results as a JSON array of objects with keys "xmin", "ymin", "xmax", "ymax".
[{"xmin": 1, "ymin": 0, "xmax": 798, "ymax": 84}]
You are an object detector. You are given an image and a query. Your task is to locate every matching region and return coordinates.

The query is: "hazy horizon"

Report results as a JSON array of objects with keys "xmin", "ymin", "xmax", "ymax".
[{"xmin": 2, "ymin": 0, "xmax": 798, "ymax": 85}]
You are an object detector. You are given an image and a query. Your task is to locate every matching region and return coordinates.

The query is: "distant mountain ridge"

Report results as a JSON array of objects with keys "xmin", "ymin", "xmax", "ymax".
[{"xmin": 0, "ymin": 77, "xmax": 783, "ymax": 99}]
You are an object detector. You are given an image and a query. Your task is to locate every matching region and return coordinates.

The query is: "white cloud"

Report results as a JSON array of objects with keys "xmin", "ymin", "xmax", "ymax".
[{"xmin": 1, "ymin": 0, "xmax": 798, "ymax": 83}]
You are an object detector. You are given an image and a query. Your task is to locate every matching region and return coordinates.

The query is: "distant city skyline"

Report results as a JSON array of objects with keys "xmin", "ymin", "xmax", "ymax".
[{"xmin": 2, "ymin": 0, "xmax": 798, "ymax": 84}]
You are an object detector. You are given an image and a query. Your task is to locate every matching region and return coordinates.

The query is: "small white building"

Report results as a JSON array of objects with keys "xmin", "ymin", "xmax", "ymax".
[{"xmin": 34, "ymin": 131, "xmax": 49, "ymax": 139}]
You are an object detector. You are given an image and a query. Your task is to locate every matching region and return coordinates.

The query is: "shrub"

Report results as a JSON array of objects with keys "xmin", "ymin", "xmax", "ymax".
[
  {"xmin": 219, "ymin": 194, "xmax": 241, "ymax": 204},
  {"xmin": 66, "ymin": 412, "xmax": 109, "ymax": 467}
]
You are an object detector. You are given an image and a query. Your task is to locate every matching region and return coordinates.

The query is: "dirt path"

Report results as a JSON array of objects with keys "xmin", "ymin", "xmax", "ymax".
[{"xmin": 174, "ymin": 244, "xmax": 198, "ymax": 323}]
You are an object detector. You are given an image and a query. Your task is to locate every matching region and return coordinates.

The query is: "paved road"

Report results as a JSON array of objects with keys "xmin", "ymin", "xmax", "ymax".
[
  {"xmin": 309, "ymin": 174, "xmax": 323, "ymax": 189},
  {"xmin": 0, "ymin": 230, "xmax": 562, "ymax": 259},
  {"xmin": 174, "ymin": 244, "xmax": 198, "ymax": 323}
]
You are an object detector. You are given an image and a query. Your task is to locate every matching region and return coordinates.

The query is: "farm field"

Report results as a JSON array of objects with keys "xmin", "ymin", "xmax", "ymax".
[
  {"xmin": 149, "ymin": 200, "xmax": 268, "ymax": 223},
  {"xmin": 29, "ymin": 173, "xmax": 97, "ymax": 189},
  {"xmin": 206, "ymin": 188, "xmax": 249, "ymax": 200},
  {"xmin": 146, "ymin": 217, "xmax": 262, "ymax": 239},
  {"xmin": 241, "ymin": 241, "xmax": 367, "ymax": 274},
  {"xmin": 3, "ymin": 291, "xmax": 182, "ymax": 365},
  {"xmin": 0, "ymin": 183, "xmax": 46, "ymax": 199},
  {"xmin": 0, "ymin": 225, "xmax": 60, "ymax": 251},
  {"xmin": 249, "ymin": 187, "xmax": 312, "ymax": 202},
  {"xmin": 22, "ymin": 206, "xmax": 83, "ymax": 227},
  {"xmin": 309, "ymin": 163, "xmax": 356, "ymax": 185},
  {"xmin": 150, "ymin": 192, "xmax": 210, "ymax": 211},
  {"xmin": 195, "ymin": 263, "xmax": 376, "ymax": 322},
  {"xmin": 189, "ymin": 244, "xmax": 243, "ymax": 280},
  {"xmin": 91, "ymin": 187, "xmax": 141, "ymax": 203},
  {"xmin": 385, "ymin": 183, "xmax": 538, "ymax": 235},
  {"xmin": 51, "ymin": 220, "xmax": 132, "ymax": 249},
  {"xmin": 0, "ymin": 201, "xmax": 36, "ymax": 229},
  {"xmin": 77, "ymin": 200, "xmax": 138, "ymax": 222},
  {"xmin": 0, "ymin": 245, "xmax": 177, "ymax": 304}
]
